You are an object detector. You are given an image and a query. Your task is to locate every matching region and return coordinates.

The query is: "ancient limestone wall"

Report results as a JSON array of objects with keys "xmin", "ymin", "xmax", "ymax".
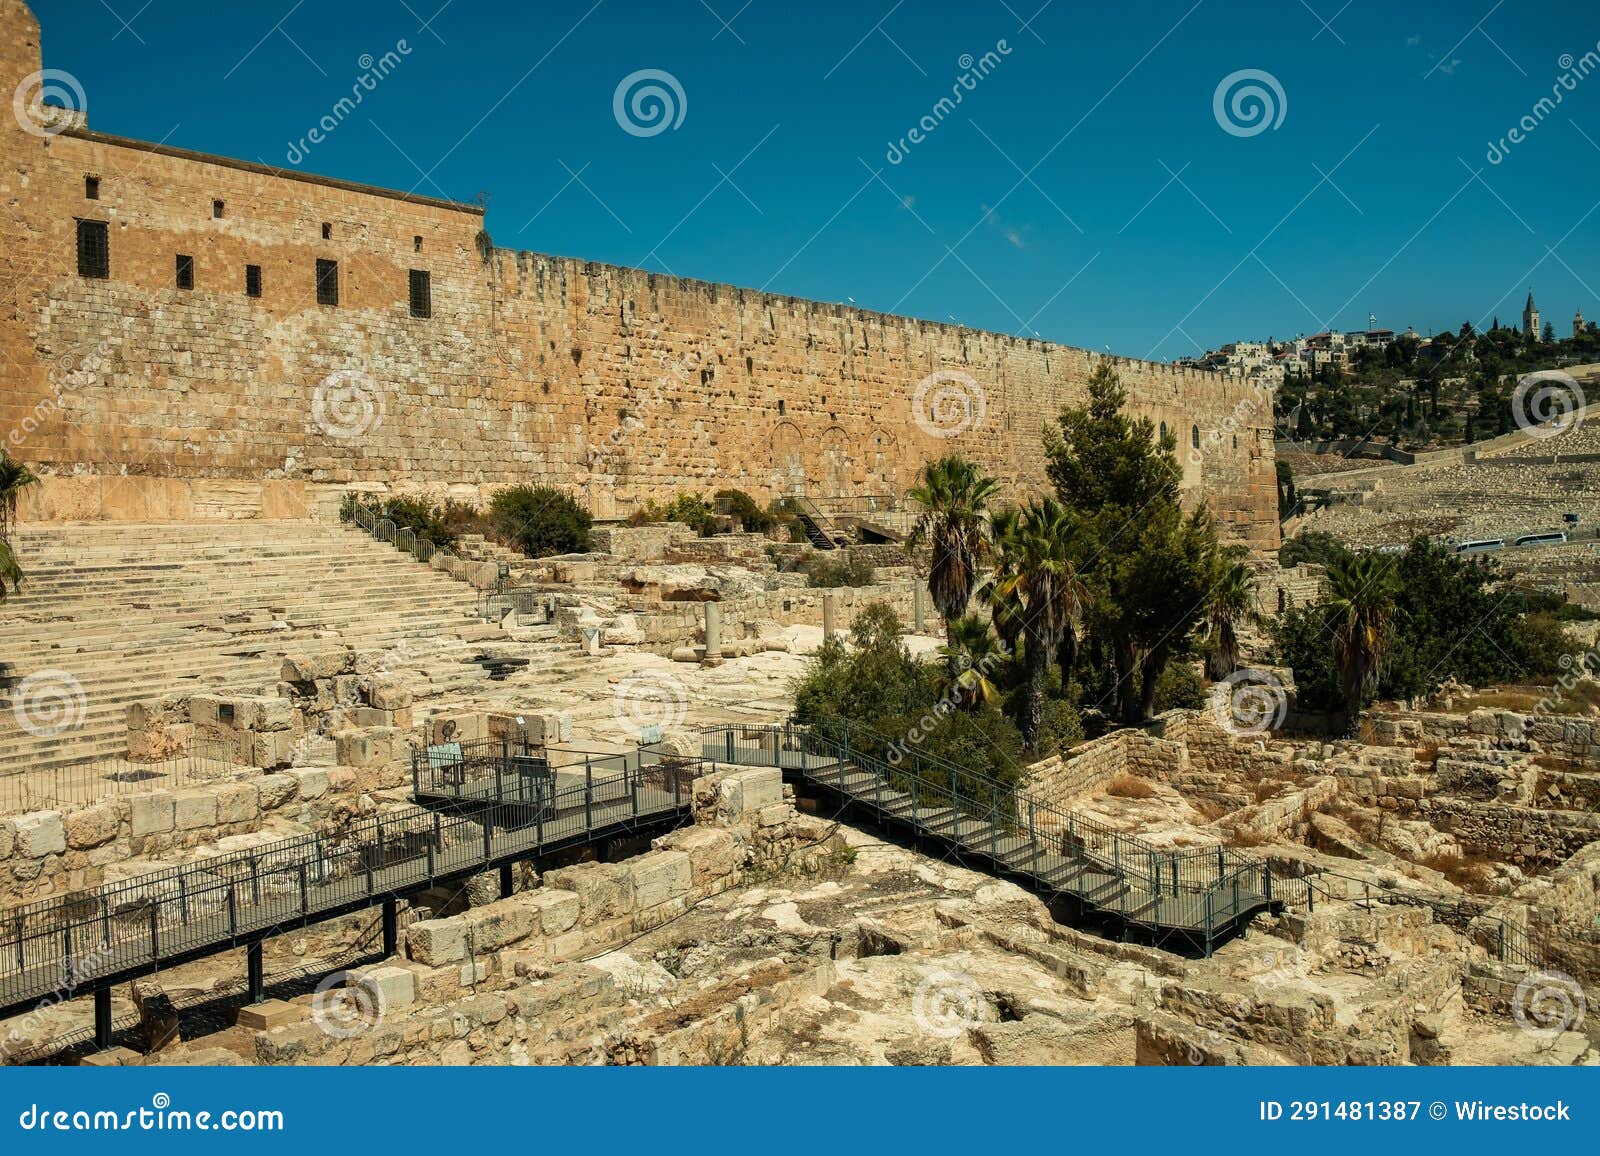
[{"xmin": 0, "ymin": 0, "xmax": 1278, "ymax": 547}]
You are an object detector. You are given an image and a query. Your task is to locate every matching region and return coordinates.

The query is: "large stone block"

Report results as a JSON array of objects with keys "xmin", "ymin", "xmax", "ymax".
[
  {"xmin": 716, "ymin": 767, "xmax": 783, "ymax": 823},
  {"xmin": 173, "ymin": 788, "xmax": 220, "ymax": 831},
  {"xmin": 128, "ymin": 791, "xmax": 175, "ymax": 837},
  {"xmin": 461, "ymin": 899, "xmax": 537, "ymax": 952},
  {"xmin": 214, "ymin": 782, "xmax": 260, "ymax": 825},
  {"xmin": 287, "ymin": 768, "xmax": 329, "ymax": 800},
  {"xmin": 544, "ymin": 862, "xmax": 635, "ymax": 921},
  {"xmin": 523, "ymin": 888, "xmax": 581, "ymax": 936},
  {"xmin": 355, "ymin": 965, "xmax": 417, "ymax": 1011},
  {"xmin": 65, "ymin": 804, "xmax": 119, "ymax": 849},
  {"xmin": 629, "ymin": 850, "xmax": 692, "ymax": 910},
  {"xmin": 407, "ymin": 917, "xmax": 467, "ymax": 966},
  {"xmin": 653, "ymin": 826, "xmax": 744, "ymax": 886},
  {"xmin": 0, "ymin": 819, "xmax": 14, "ymax": 859},
  {"xmin": 15, "ymin": 811, "xmax": 66, "ymax": 857},
  {"xmin": 280, "ymin": 650, "xmax": 353, "ymax": 682}
]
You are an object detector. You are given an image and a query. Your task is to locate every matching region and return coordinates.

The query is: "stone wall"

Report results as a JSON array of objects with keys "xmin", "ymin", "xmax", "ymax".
[
  {"xmin": 244, "ymin": 764, "xmax": 850, "ymax": 1065},
  {"xmin": 0, "ymin": 0, "xmax": 1278, "ymax": 549},
  {"xmin": 0, "ymin": 765, "xmax": 366, "ymax": 904}
]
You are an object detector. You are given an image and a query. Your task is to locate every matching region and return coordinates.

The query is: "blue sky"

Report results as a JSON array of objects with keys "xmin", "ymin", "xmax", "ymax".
[{"xmin": 27, "ymin": 0, "xmax": 1600, "ymax": 359}]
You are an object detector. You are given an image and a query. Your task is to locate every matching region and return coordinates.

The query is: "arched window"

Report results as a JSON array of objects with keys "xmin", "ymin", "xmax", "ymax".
[
  {"xmin": 1232, "ymin": 434, "xmax": 1238, "ymax": 449},
  {"xmin": 1159, "ymin": 421, "xmax": 1167, "ymax": 440},
  {"xmin": 1191, "ymin": 424, "xmax": 1200, "ymax": 449}
]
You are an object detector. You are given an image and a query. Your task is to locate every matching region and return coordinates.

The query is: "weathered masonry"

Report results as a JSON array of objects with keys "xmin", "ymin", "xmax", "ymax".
[{"xmin": 0, "ymin": 0, "xmax": 1278, "ymax": 547}]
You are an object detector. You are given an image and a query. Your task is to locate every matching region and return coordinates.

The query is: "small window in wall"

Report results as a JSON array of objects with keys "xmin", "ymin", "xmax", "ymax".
[
  {"xmin": 1191, "ymin": 424, "xmax": 1200, "ymax": 449},
  {"xmin": 213, "ymin": 199, "xmax": 225, "ymax": 218},
  {"xmin": 777, "ymin": 399, "xmax": 785, "ymax": 415},
  {"xmin": 76, "ymin": 219, "xmax": 109, "ymax": 278},
  {"xmin": 84, "ymin": 175, "xmax": 100, "ymax": 200},
  {"xmin": 1159, "ymin": 421, "xmax": 1167, "ymax": 440},
  {"xmin": 413, "ymin": 235, "xmax": 423, "ymax": 252},
  {"xmin": 321, "ymin": 222, "xmax": 332, "ymax": 240},
  {"xmin": 245, "ymin": 263, "xmax": 262, "ymax": 298},
  {"xmin": 175, "ymin": 254, "xmax": 195, "ymax": 290},
  {"xmin": 316, "ymin": 258, "xmax": 339, "ymax": 305},
  {"xmin": 408, "ymin": 269, "xmax": 432, "ymax": 318}
]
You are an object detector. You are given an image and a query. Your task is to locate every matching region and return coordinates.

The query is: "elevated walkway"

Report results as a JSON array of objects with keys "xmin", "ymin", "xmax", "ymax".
[{"xmin": 694, "ymin": 720, "xmax": 1280, "ymax": 955}]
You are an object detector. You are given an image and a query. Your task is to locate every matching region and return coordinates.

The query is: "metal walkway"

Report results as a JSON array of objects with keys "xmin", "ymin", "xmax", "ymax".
[
  {"xmin": 0, "ymin": 747, "xmax": 695, "ymax": 1041},
  {"xmin": 692, "ymin": 720, "xmax": 1284, "ymax": 955}
]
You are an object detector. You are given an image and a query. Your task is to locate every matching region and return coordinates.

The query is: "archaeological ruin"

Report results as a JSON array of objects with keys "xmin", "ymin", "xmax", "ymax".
[{"xmin": 0, "ymin": 0, "xmax": 1595, "ymax": 1072}]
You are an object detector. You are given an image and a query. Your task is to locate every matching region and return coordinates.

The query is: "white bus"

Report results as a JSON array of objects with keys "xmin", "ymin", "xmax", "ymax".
[
  {"xmin": 1513, "ymin": 531, "xmax": 1567, "ymax": 548},
  {"xmin": 1454, "ymin": 538, "xmax": 1505, "ymax": 554}
]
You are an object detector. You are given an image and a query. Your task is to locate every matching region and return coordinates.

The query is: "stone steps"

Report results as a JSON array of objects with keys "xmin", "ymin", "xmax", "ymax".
[{"xmin": 2, "ymin": 522, "xmax": 489, "ymax": 773}]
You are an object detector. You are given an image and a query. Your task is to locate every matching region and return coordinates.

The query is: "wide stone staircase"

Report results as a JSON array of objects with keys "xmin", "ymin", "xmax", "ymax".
[{"xmin": 0, "ymin": 521, "xmax": 491, "ymax": 774}]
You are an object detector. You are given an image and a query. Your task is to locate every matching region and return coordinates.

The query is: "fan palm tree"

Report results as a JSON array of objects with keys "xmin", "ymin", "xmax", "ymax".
[
  {"xmin": 981, "ymin": 505, "xmax": 1025, "ymax": 654},
  {"xmin": 1324, "ymin": 553, "xmax": 1399, "ymax": 732},
  {"xmin": 908, "ymin": 455, "xmax": 1000, "ymax": 638},
  {"xmin": 0, "ymin": 453, "xmax": 38, "ymax": 604},
  {"xmin": 990, "ymin": 497, "xmax": 1088, "ymax": 748},
  {"xmin": 936, "ymin": 613, "xmax": 1005, "ymax": 709},
  {"xmin": 1204, "ymin": 559, "xmax": 1257, "ymax": 680}
]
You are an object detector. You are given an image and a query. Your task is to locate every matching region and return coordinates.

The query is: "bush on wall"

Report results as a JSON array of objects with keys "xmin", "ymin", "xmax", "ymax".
[{"xmin": 489, "ymin": 486, "xmax": 593, "ymax": 557}]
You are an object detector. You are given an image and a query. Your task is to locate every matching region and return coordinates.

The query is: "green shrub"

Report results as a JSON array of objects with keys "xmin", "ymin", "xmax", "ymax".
[
  {"xmin": 489, "ymin": 485, "xmax": 592, "ymax": 557},
  {"xmin": 713, "ymin": 489, "xmax": 775, "ymax": 532},
  {"xmin": 1153, "ymin": 661, "xmax": 1207, "ymax": 712},
  {"xmin": 1032, "ymin": 697, "xmax": 1085, "ymax": 757},
  {"xmin": 663, "ymin": 492, "xmax": 715, "ymax": 535},
  {"xmin": 803, "ymin": 553, "xmax": 874, "ymax": 588}
]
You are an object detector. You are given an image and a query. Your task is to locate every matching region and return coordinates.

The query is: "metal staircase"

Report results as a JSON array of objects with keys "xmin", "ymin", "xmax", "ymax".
[{"xmin": 691, "ymin": 718, "xmax": 1282, "ymax": 955}]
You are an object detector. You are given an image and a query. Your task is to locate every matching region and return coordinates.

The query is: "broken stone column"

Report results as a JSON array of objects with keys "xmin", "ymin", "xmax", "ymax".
[
  {"xmin": 703, "ymin": 602, "xmax": 722, "ymax": 662},
  {"xmin": 822, "ymin": 592, "xmax": 837, "ymax": 642},
  {"xmin": 913, "ymin": 584, "xmax": 927, "ymax": 633}
]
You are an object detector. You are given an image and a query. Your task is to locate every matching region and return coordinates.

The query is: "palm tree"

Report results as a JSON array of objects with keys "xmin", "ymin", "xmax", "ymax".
[
  {"xmin": 908, "ymin": 455, "xmax": 1000, "ymax": 638},
  {"xmin": 991, "ymin": 497, "xmax": 1088, "ymax": 748},
  {"xmin": 1324, "ymin": 553, "xmax": 1399, "ymax": 732},
  {"xmin": 936, "ymin": 614, "xmax": 1005, "ymax": 709},
  {"xmin": 0, "ymin": 453, "xmax": 37, "ymax": 604},
  {"xmin": 982, "ymin": 506, "xmax": 1025, "ymax": 654},
  {"xmin": 1204, "ymin": 559, "xmax": 1257, "ymax": 680}
]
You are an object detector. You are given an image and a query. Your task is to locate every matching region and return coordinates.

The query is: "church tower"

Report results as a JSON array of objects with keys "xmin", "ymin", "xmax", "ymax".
[
  {"xmin": 1577, "ymin": 309, "xmax": 1587, "ymax": 339},
  {"xmin": 1523, "ymin": 290, "xmax": 1541, "ymax": 339}
]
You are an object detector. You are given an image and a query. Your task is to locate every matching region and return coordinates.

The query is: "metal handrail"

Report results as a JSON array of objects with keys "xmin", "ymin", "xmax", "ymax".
[{"xmin": 0, "ymin": 746, "xmax": 700, "ymax": 1012}]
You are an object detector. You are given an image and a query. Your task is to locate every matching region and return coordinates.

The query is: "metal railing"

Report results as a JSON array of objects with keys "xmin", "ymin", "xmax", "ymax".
[
  {"xmin": 0, "ymin": 744, "xmax": 700, "ymax": 1017},
  {"xmin": 685, "ymin": 718, "xmax": 1279, "ymax": 953},
  {"xmin": 347, "ymin": 501, "xmax": 459, "ymax": 572},
  {"xmin": 478, "ymin": 587, "xmax": 553, "ymax": 623},
  {"xmin": 0, "ymin": 738, "xmax": 246, "ymax": 814}
]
